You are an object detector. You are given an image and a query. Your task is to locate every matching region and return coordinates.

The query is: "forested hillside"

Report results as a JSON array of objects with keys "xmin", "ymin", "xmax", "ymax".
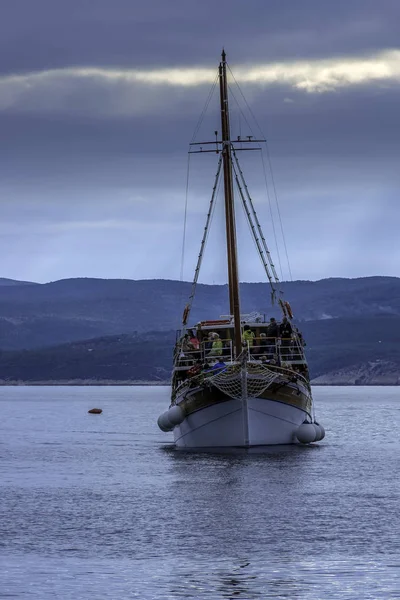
[{"xmin": 1, "ymin": 276, "xmax": 399, "ymax": 350}]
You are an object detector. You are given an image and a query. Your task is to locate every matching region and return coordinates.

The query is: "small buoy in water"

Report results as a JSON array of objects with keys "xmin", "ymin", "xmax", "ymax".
[
  {"xmin": 88, "ymin": 408, "xmax": 102, "ymax": 414},
  {"xmin": 296, "ymin": 422, "xmax": 316, "ymax": 444}
]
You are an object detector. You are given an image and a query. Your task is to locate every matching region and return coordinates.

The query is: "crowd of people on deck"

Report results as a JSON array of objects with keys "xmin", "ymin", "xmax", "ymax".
[
  {"xmin": 171, "ymin": 317, "xmax": 310, "ymax": 388},
  {"xmin": 177, "ymin": 316, "xmax": 306, "ymax": 367}
]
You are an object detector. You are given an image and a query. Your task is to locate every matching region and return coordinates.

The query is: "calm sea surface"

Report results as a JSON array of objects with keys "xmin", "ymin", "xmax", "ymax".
[{"xmin": 0, "ymin": 386, "xmax": 399, "ymax": 599}]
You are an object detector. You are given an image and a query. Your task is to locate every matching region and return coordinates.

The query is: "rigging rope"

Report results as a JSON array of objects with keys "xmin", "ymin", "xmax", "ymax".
[
  {"xmin": 232, "ymin": 148, "xmax": 281, "ymax": 288},
  {"xmin": 191, "ymin": 70, "xmax": 219, "ymax": 143},
  {"xmin": 263, "ymin": 144, "xmax": 293, "ymax": 282},
  {"xmin": 232, "ymin": 155, "xmax": 278, "ymax": 300},
  {"xmin": 180, "ymin": 153, "xmax": 191, "ymax": 283},
  {"xmin": 259, "ymin": 150, "xmax": 284, "ymax": 281},
  {"xmin": 179, "ymin": 70, "xmax": 219, "ymax": 312},
  {"xmin": 227, "ymin": 64, "xmax": 293, "ymax": 281},
  {"xmin": 182, "ymin": 155, "xmax": 223, "ymax": 326},
  {"xmin": 228, "ymin": 83, "xmax": 284, "ymax": 280}
]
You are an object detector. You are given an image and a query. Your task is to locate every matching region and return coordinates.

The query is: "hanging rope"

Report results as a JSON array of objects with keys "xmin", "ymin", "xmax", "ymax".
[
  {"xmin": 228, "ymin": 83, "xmax": 284, "ymax": 281},
  {"xmin": 259, "ymin": 150, "xmax": 284, "ymax": 281},
  {"xmin": 232, "ymin": 160, "xmax": 275, "ymax": 291},
  {"xmin": 232, "ymin": 148, "xmax": 281, "ymax": 290},
  {"xmin": 227, "ymin": 64, "xmax": 293, "ymax": 281},
  {"xmin": 263, "ymin": 144, "xmax": 293, "ymax": 281},
  {"xmin": 182, "ymin": 155, "xmax": 223, "ymax": 326},
  {"xmin": 179, "ymin": 70, "xmax": 219, "ymax": 310},
  {"xmin": 191, "ymin": 70, "xmax": 219, "ymax": 143},
  {"xmin": 231, "ymin": 155, "xmax": 280, "ymax": 304},
  {"xmin": 179, "ymin": 153, "xmax": 191, "ymax": 283}
]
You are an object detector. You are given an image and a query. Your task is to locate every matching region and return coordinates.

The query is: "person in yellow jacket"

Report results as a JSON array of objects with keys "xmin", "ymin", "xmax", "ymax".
[
  {"xmin": 242, "ymin": 325, "xmax": 255, "ymax": 348},
  {"xmin": 208, "ymin": 332, "xmax": 223, "ymax": 356}
]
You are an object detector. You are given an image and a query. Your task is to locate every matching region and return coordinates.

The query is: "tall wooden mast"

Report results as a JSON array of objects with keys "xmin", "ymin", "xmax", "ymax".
[{"xmin": 219, "ymin": 50, "xmax": 242, "ymax": 358}]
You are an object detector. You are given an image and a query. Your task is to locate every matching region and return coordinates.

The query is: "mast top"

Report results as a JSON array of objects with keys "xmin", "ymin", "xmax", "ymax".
[{"xmin": 221, "ymin": 48, "xmax": 226, "ymax": 63}]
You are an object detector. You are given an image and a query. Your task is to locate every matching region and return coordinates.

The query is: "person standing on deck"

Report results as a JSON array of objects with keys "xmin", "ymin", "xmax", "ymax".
[
  {"xmin": 242, "ymin": 325, "xmax": 255, "ymax": 352},
  {"xmin": 188, "ymin": 330, "xmax": 201, "ymax": 360},
  {"xmin": 182, "ymin": 334, "xmax": 195, "ymax": 353},
  {"xmin": 279, "ymin": 317, "xmax": 293, "ymax": 358},
  {"xmin": 257, "ymin": 332, "xmax": 268, "ymax": 357},
  {"xmin": 266, "ymin": 317, "xmax": 279, "ymax": 358},
  {"xmin": 188, "ymin": 330, "xmax": 200, "ymax": 350}
]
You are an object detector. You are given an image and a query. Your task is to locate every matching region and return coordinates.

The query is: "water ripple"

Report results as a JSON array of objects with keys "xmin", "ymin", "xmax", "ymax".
[{"xmin": 0, "ymin": 386, "xmax": 399, "ymax": 599}]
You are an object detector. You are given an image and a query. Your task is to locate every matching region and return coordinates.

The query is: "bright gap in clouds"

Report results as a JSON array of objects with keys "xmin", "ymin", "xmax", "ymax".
[
  {"xmin": 1, "ymin": 49, "xmax": 400, "ymax": 114},
  {"xmin": 134, "ymin": 49, "xmax": 400, "ymax": 92}
]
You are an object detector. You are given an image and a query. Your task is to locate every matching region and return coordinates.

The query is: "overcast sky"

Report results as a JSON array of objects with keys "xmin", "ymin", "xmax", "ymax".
[{"xmin": 1, "ymin": 0, "xmax": 399, "ymax": 284}]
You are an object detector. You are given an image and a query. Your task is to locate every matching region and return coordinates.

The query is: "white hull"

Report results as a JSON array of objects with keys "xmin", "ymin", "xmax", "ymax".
[{"xmin": 173, "ymin": 395, "xmax": 310, "ymax": 448}]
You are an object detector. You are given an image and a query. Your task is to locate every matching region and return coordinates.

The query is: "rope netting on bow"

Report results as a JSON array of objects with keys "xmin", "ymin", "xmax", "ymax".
[{"xmin": 208, "ymin": 362, "xmax": 281, "ymax": 400}]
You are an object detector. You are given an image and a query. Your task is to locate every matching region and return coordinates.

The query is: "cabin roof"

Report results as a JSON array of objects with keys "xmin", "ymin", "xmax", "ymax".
[{"xmin": 192, "ymin": 322, "xmax": 269, "ymax": 330}]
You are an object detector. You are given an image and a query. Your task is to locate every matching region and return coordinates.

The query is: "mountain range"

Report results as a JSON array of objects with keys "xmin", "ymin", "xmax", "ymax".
[{"xmin": 0, "ymin": 276, "xmax": 399, "ymax": 384}]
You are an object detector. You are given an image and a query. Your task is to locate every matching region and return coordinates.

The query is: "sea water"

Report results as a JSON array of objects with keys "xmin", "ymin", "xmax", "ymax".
[{"xmin": 0, "ymin": 386, "xmax": 399, "ymax": 599}]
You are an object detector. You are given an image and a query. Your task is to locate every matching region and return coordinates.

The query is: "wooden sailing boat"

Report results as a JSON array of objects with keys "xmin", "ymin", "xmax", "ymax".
[{"xmin": 157, "ymin": 51, "xmax": 325, "ymax": 448}]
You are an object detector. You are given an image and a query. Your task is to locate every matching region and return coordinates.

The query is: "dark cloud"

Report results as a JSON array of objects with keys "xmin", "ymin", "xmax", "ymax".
[
  {"xmin": 1, "ymin": 0, "xmax": 399, "ymax": 75},
  {"xmin": 1, "ymin": 83, "xmax": 398, "ymax": 178},
  {"xmin": 1, "ymin": 0, "xmax": 399, "ymax": 282}
]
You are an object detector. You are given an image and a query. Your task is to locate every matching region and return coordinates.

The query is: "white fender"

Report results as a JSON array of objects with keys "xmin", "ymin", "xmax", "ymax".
[
  {"xmin": 296, "ymin": 422, "xmax": 317, "ymax": 444},
  {"xmin": 313, "ymin": 423, "xmax": 322, "ymax": 441},
  {"xmin": 157, "ymin": 411, "xmax": 174, "ymax": 432},
  {"xmin": 167, "ymin": 405, "xmax": 185, "ymax": 426},
  {"xmin": 316, "ymin": 422, "xmax": 325, "ymax": 441}
]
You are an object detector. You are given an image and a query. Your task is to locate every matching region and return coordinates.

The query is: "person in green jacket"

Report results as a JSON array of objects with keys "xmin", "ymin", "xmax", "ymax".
[
  {"xmin": 242, "ymin": 325, "xmax": 255, "ymax": 349},
  {"xmin": 208, "ymin": 332, "xmax": 223, "ymax": 356}
]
